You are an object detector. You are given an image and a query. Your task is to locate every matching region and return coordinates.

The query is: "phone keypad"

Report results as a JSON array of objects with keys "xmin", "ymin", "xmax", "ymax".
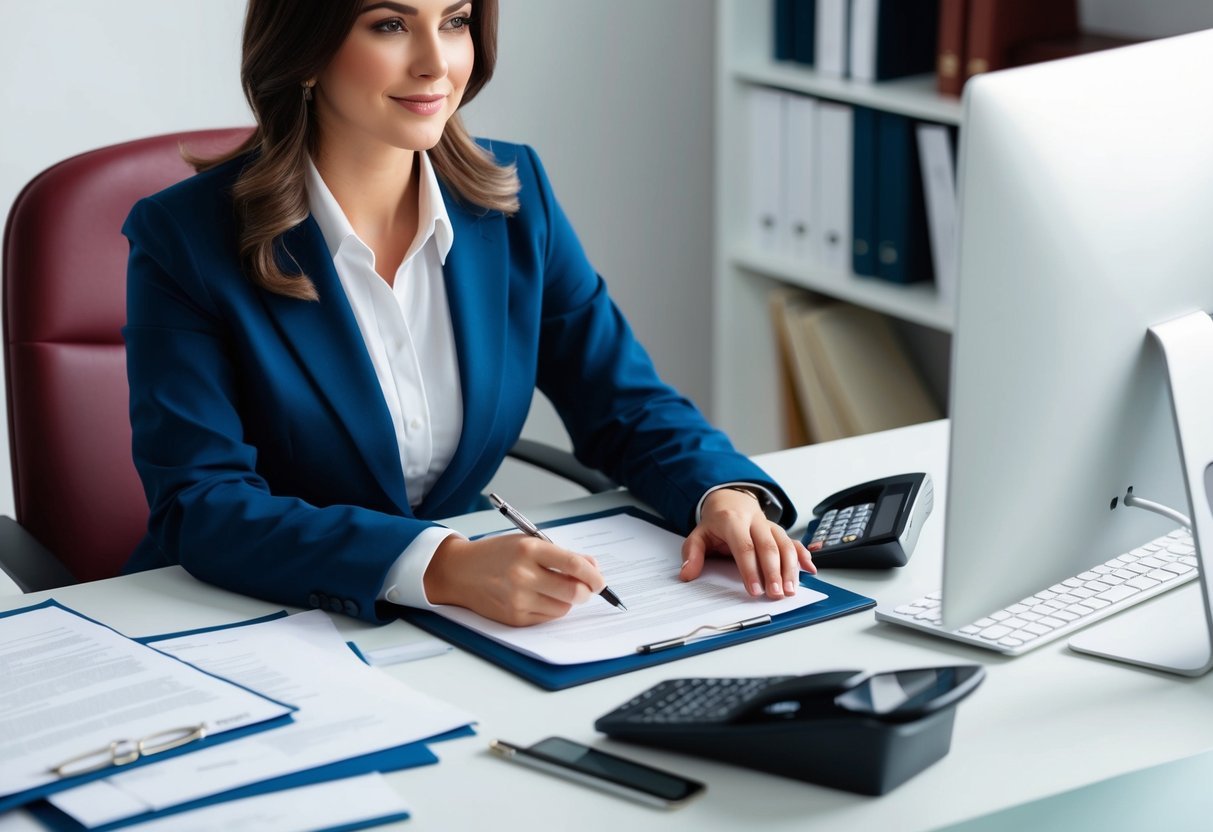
[
  {"xmin": 808, "ymin": 503, "xmax": 874, "ymax": 552},
  {"xmin": 600, "ymin": 677, "xmax": 795, "ymax": 724}
]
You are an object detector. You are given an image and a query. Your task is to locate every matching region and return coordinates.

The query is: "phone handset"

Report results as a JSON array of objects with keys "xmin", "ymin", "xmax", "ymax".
[{"xmin": 728, "ymin": 670, "xmax": 865, "ymax": 723}]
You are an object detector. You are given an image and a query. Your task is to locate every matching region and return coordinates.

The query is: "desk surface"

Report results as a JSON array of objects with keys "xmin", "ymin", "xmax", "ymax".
[{"xmin": 5, "ymin": 419, "xmax": 1211, "ymax": 831}]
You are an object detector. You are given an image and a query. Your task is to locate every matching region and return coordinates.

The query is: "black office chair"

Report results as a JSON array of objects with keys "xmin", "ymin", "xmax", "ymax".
[{"xmin": 1, "ymin": 129, "xmax": 615, "ymax": 594}]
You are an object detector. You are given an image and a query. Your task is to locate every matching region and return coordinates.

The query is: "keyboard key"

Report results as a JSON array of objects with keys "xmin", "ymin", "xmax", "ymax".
[
  {"xmin": 1034, "ymin": 590, "xmax": 1058, "ymax": 601},
  {"xmin": 1039, "ymin": 616, "xmax": 1066, "ymax": 628},
  {"xmin": 1023, "ymin": 622, "xmax": 1052, "ymax": 636},
  {"xmin": 999, "ymin": 637, "xmax": 1024, "ymax": 648},
  {"xmin": 1163, "ymin": 562, "xmax": 1194, "ymax": 575},
  {"xmin": 1077, "ymin": 571, "xmax": 1100, "ymax": 581},
  {"xmin": 1139, "ymin": 556, "xmax": 1165, "ymax": 569},
  {"xmin": 1071, "ymin": 587, "xmax": 1096, "ymax": 598},
  {"xmin": 1083, "ymin": 597, "xmax": 1111, "ymax": 610},
  {"xmin": 1147, "ymin": 569, "xmax": 1177, "ymax": 583},
  {"xmin": 1126, "ymin": 575, "xmax": 1160, "ymax": 591},
  {"xmin": 1053, "ymin": 609, "xmax": 1080, "ymax": 622},
  {"xmin": 1010, "ymin": 629, "xmax": 1040, "ymax": 642},
  {"xmin": 959, "ymin": 625, "xmax": 981, "ymax": 635},
  {"xmin": 974, "ymin": 617, "xmax": 995, "ymax": 628},
  {"xmin": 979, "ymin": 625, "xmax": 1012, "ymax": 640},
  {"xmin": 894, "ymin": 604, "xmax": 918, "ymax": 615},
  {"xmin": 1007, "ymin": 603, "xmax": 1029, "ymax": 614},
  {"xmin": 991, "ymin": 611, "xmax": 1010, "ymax": 621},
  {"xmin": 1097, "ymin": 585, "xmax": 1139, "ymax": 603},
  {"xmin": 1085, "ymin": 580, "xmax": 1112, "ymax": 593}
]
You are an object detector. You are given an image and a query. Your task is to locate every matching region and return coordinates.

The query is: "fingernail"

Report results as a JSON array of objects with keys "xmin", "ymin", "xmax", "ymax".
[
  {"xmin": 769, "ymin": 581, "xmax": 783, "ymax": 597},
  {"xmin": 784, "ymin": 580, "xmax": 796, "ymax": 595},
  {"xmin": 749, "ymin": 582, "xmax": 763, "ymax": 596},
  {"xmin": 680, "ymin": 560, "xmax": 692, "ymax": 571}
]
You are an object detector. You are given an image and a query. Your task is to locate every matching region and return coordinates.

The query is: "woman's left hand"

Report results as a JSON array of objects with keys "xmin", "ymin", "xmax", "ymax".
[{"xmin": 680, "ymin": 488, "xmax": 816, "ymax": 599}]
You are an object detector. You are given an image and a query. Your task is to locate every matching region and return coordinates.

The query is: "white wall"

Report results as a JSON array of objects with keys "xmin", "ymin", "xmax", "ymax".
[{"xmin": 0, "ymin": 0, "xmax": 717, "ymax": 517}]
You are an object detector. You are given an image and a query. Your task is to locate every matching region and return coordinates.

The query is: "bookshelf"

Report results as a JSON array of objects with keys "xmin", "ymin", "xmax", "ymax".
[{"xmin": 712, "ymin": 0, "xmax": 962, "ymax": 454}]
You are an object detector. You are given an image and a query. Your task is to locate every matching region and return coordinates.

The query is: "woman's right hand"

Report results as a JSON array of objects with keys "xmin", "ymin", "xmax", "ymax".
[{"xmin": 423, "ymin": 534, "xmax": 605, "ymax": 626}]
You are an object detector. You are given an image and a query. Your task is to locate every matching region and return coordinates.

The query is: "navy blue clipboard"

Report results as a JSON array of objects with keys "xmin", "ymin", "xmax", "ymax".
[{"xmin": 398, "ymin": 507, "xmax": 876, "ymax": 691}]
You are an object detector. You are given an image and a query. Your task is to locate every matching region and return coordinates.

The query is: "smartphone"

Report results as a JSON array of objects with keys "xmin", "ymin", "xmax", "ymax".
[{"xmin": 488, "ymin": 737, "xmax": 705, "ymax": 809}]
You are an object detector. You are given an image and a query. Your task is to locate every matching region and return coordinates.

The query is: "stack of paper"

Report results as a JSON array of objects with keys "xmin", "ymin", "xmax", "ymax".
[{"xmin": 6, "ymin": 607, "xmax": 476, "ymax": 831}]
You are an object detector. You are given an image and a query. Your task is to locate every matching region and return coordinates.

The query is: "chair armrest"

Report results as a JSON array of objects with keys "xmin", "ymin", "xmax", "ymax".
[
  {"xmin": 506, "ymin": 439, "xmax": 619, "ymax": 495},
  {"xmin": 0, "ymin": 515, "xmax": 77, "ymax": 593}
]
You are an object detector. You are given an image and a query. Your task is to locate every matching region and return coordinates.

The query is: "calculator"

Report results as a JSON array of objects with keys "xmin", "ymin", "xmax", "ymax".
[{"xmin": 803, "ymin": 473, "xmax": 934, "ymax": 568}]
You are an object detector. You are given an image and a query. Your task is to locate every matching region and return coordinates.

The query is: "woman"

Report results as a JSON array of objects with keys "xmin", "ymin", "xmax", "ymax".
[{"xmin": 123, "ymin": 0, "xmax": 814, "ymax": 626}]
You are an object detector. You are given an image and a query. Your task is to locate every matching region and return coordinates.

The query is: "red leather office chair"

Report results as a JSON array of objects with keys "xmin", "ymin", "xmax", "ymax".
[
  {"xmin": 1, "ymin": 129, "xmax": 614, "ymax": 592},
  {"xmin": 2, "ymin": 129, "xmax": 253, "ymax": 589}
]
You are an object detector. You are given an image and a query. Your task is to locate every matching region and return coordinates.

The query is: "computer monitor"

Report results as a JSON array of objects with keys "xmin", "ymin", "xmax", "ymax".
[{"xmin": 942, "ymin": 28, "xmax": 1213, "ymax": 675}]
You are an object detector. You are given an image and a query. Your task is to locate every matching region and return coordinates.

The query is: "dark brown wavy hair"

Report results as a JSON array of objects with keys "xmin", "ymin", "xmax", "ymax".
[{"xmin": 191, "ymin": 0, "xmax": 519, "ymax": 301}]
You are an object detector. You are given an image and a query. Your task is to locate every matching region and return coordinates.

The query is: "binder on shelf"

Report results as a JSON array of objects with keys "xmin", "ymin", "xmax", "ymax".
[
  {"xmin": 792, "ymin": 0, "xmax": 818, "ymax": 65},
  {"xmin": 797, "ymin": 303, "xmax": 943, "ymax": 436},
  {"xmin": 815, "ymin": 101, "xmax": 854, "ymax": 273},
  {"xmin": 746, "ymin": 86, "xmax": 786, "ymax": 254},
  {"xmin": 399, "ymin": 507, "xmax": 875, "ymax": 691},
  {"xmin": 784, "ymin": 94, "xmax": 820, "ymax": 262},
  {"xmin": 851, "ymin": 105, "xmax": 879, "ymax": 278},
  {"xmin": 774, "ymin": 0, "xmax": 797, "ymax": 61},
  {"xmin": 815, "ymin": 0, "xmax": 851, "ymax": 78},
  {"xmin": 916, "ymin": 122, "xmax": 959, "ymax": 302},
  {"xmin": 849, "ymin": 0, "xmax": 941, "ymax": 83},
  {"xmin": 965, "ymin": 0, "xmax": 1078, "ymax": 80},
  {"xmin": 876, "ymin": 111, "xmax": 932, "ymax": 285},
  {"xmin": 936, "ymin": 0, "xmax": 969, "ymax": 96}
]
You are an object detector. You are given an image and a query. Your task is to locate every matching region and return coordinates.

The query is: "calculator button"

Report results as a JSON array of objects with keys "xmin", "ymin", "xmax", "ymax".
[{"xmin": 842, "ymin": 534, "xmax": 857, "ymax": 543}]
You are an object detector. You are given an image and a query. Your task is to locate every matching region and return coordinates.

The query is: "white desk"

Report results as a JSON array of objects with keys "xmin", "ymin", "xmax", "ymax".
[{"xmin": 4, "ymin": 420, "xmax": 1211, "ymax": 831}]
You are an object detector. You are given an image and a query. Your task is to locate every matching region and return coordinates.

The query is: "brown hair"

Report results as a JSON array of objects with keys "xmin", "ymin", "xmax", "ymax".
[{"xmin": 191, "ymin": 0, "xmax": 519, "ymax": 301}]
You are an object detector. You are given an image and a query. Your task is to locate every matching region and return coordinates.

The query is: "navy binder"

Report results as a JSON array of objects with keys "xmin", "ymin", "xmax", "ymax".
[
  {"xmin": 774, "ymin": 0, "xmax": 817, "ymax": 65},
  {"xmin": 866, "ymin": 0, "xmax": 940, "ymax": 81},
  {"xmin": 876, "ymin": 112, "xmax": 933, "ymax": 284},
  {"xmin": 851, "ymin": 105, "xmax": 880, "ymax": 277},
  {"xmin": 774, "ymin": 0, "xmax": 796, "ymax": 61},
  {"xmin": 399, "ymin": 507, "xmax": 876, "ymax": 691}
]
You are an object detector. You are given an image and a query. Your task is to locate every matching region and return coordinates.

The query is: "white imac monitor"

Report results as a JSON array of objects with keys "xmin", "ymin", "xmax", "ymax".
[{"xmin": 943, "ymin": 28, "xmax": 1213, "ymax": 674}]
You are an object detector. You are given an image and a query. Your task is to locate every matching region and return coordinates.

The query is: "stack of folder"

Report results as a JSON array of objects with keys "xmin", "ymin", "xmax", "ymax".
[
  {"xmin": 771, "ymin": 290, "xmax": 942, "ymax": 445},
  {"xmin": 745, "ymin": 88, "xmax": 957, "ymax": 292}
]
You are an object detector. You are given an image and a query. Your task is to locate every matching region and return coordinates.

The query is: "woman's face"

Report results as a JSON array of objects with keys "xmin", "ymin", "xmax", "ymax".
[{"xmin": 315, "ymin": 0, "xmax": 475, "ymax": 155}]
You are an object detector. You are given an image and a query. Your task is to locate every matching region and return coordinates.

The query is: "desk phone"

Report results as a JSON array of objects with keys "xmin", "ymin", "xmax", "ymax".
[
  {"xmin": 804, "ymin": 472, "xmax": 933, "ymax": 568},
  {"xmin": 595, "ymin": 665, "xmax": 984, "ymax": 795}
]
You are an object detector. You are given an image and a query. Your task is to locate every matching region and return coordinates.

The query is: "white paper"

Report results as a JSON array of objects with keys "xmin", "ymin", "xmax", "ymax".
[
  {"xmin": 111, "ymin": 773, "xmax": 408, "ymax": 832},
  {"xmin": 432, "ymin": 513, "xmax": 828, "ymax": 664},
  {"xmin": 50, "ymin": 611, "xmax": 473, "ymax": 826},
  {"xmin": 0, "ymin": 604, "xmax": 292, "ymax": 801}
]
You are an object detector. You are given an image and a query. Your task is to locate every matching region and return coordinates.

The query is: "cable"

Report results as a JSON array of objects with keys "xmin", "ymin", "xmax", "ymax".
[{"xmin": 1123, "ymin": 493, "xmax": 1191, "ymax": 530}]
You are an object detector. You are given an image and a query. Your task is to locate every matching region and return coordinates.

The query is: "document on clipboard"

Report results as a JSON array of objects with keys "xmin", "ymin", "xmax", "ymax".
[
  {"xmin": 0, "ymin": 601, "xmax": 294, "ymax": 813},
  {"xmin": 431, "ymin": 511, "xmax": 830, "ymax": 665}
]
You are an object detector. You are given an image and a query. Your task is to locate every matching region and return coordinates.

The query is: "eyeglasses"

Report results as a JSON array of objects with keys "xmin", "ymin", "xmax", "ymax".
[{"xmin": 49, "ymin": 724, "xmax": 208, "ymax": 778}]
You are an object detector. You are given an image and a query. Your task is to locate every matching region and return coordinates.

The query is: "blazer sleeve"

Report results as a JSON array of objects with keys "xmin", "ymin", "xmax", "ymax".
[
  {"xmin": 123, "ymin": 197, "xmax": 432, "ymax": 624},
  {"xmin": 520, "ymin": 146, "xmax": 798, "ymax": 533}
]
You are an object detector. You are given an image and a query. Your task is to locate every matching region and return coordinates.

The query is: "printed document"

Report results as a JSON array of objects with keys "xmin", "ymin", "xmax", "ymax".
[
  {"xmin": 0, "ymin": 603, "xmax": 292, "ymax": 802},
  {"xmin": 105, "ymin": 773, "xmax": 409, "ymax": 832},
  {"xmin": 433, "ymin": 512, "xmax": 828, "ymax": 664},
  {"xmin": 49, "ymin": 610, "xmax": 474, "ymax": 827}
]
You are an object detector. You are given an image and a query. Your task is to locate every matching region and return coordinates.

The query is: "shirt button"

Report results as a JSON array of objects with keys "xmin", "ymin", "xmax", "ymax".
[
  {"xmin": 409, "ymin": 418, "xmax": 423, "ymax": 431},
  {"xmin": 407, "ymin": 466, "xmax": 423, "ymax": 478}
]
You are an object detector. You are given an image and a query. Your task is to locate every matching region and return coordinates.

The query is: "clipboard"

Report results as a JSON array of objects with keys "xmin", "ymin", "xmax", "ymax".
[
  {"xmin": 398, "ymin": 507, "xmax": 876, "ymax": 691},
  {"xmin": 28, "ymin": 611, "xmax": 476, "ymax": 832},
  {"xmin": 0, "ymin": 600, "xmax": 297, "ymax": 814}
]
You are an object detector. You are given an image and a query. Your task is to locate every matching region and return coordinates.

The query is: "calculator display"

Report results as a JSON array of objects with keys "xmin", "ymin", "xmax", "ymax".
[{"xmin": 870, "ymin": 489, "xmax": 906, "ymax": 538}]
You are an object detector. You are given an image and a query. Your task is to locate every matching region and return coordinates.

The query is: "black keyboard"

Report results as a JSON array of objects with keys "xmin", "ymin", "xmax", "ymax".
[{"xmin": 599, "ymin": 676, "xmax": 796, "ymax": 726}]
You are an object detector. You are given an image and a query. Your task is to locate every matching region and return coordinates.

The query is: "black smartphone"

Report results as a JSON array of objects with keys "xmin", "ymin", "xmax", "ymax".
[{"xmin": 488, "ymin": 737, "xmax": 705, "ymax": 809}]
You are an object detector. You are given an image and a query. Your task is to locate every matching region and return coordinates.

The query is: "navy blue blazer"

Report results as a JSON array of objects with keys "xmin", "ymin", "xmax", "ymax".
[{"xmin": 123, "ymin": 140, "xmax": 794, "ymax": 623}]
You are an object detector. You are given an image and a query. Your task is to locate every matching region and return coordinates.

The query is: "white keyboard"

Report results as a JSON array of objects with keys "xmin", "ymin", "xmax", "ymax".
[{"xmin": 876, "ymin": 529, "xmax": 1199, "ymax": 655}]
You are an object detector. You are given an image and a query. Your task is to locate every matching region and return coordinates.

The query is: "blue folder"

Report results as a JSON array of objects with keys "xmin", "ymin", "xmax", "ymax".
[
  {"xmin": 852, "ymin": 104, "xmax": 880, "ymax": 277},
  {"xmin": 399, "ymin": 507, "xmax": 876, "ymax": 691},
  {"xmin": 0, "ymin": 600, "xmax": 297, "ymax": 815}
]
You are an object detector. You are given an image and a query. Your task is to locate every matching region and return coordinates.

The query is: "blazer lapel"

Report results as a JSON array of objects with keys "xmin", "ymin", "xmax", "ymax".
[
  {"xmin": 418, "ymin": 190, "xmax": 509, "ymax": 515},
  {"xmin": 260, "ymin": 217, "xmax": 411, "ymax": 515}
]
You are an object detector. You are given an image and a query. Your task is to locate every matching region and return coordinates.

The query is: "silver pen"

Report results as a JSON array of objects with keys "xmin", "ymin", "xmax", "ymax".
[{"xmin": 488, "ymin": 492, "xmax": 627, "ymax": 611}]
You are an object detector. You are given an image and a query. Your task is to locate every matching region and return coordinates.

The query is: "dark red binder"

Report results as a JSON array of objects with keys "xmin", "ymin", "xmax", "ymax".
[{"xmin": 965, "ymin": 0, "xmax": 1078, "ymax": 80}]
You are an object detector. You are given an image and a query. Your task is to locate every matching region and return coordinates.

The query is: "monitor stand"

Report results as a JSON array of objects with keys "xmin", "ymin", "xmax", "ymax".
[{"xmin": 1069, "ymin": 310, "xmax": 1213, "ymax": 676}]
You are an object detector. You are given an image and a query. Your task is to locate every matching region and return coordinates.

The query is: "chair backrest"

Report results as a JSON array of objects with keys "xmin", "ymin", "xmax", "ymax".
[{"xmin": 2, "ymin": 129, "xmax": 251, "ymax": 583}]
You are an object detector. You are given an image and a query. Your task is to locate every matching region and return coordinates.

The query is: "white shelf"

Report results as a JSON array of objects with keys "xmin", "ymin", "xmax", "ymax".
[
  {"xmin": 730, "ymin": 245, "xmax": 954, "ymax": 333},
  {"xmin": 730, "ymin": 60, "xmax": 964, "ymax": 125}
]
